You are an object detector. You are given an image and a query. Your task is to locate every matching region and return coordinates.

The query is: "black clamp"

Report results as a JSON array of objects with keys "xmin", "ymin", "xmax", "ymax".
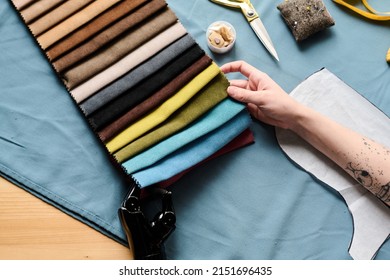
[{"xmin": 118, "ymin": 185, "xmax": 176, "ymax": 260}]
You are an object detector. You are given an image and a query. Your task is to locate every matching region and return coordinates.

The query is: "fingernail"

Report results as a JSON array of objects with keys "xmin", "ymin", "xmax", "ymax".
[{"xmin": 227, "ymin": 86, "xmax": 236, "ymax": 96}]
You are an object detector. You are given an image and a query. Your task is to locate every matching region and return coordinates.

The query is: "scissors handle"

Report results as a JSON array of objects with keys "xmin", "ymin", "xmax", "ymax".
[
  {"xmin": 210, "ymin": 0, "xmax": 259, "ymax": 22},
  {"xmin": 210, "ymin": 0, "xmax": 242, "ymax": 9}
]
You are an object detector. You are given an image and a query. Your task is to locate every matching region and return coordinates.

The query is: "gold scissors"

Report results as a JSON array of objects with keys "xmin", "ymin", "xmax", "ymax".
[{"xmin": 209, "ymin": 0, "xmax": 279, "ymax": 61}]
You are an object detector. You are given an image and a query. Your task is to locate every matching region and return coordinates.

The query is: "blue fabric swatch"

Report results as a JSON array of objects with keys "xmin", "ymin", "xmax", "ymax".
[
  {"xmin": 122, "ymin": 98, "xmax": 245, "ymax": 174},
  {"xmin": 133, "ymin": 110, "xmax": 251, "ymax": 187}
]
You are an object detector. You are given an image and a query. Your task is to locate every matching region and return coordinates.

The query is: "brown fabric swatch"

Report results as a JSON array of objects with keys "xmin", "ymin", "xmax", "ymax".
[
  {"xmin": 61, "ymin": 8, "xmax": 178, "ymax": 90},
  {"xmin": 98, "ymin": 55, "xmax": 213, "ymax": 142},
  {"xmin": 46, "ymin": 0, "xmax": 146, "ymax": 61},
  {"xmin": 20, "ymin": 0, "xmax": 65, "ymax": 24},
  {"xmin": 53, "ymin": 0, "xmax": 166, "ymax": 73},
  {"xmin": 28, "ymin": 0, "xmax": 94, "ymax": 37}
]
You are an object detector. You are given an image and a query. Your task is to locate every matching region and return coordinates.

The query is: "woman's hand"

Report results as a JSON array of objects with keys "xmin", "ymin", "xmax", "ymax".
[
  {"xmin": 221, "ymin": 61, "xmax": 390, "ymax": 207},
  {"xmin": 221, "ymin": 60, "xmax": 305, "ymax": 130}
]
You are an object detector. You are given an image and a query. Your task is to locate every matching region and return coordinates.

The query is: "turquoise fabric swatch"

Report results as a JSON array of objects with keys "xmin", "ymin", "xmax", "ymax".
[{"xmin": 133, "ymin": 109, "xmax": 251, "ymax": 187}]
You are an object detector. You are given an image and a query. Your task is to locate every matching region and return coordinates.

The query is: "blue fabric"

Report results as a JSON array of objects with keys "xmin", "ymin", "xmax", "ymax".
[
  {"xmin": 133, "ymin": 109, "xmax": 251, "ymax": 187},
  {"xmin": 0, "ymin": 1, "xmax": 128, "ymax": 244},
  {"xmin": 1, "ymin": 0, "xmax": 389, "ymax": 259},
  {"xmin": 123, "ymin": 98, "xmax": 245, "ymax": 174},
  {"xmin": 164, "ymin": 0, "xmax": 390, "ymax": 260}
]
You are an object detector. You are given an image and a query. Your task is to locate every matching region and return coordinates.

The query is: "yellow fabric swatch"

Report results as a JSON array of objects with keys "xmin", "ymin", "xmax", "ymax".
[
  {"xmin": 113, "ymin": 72, "xmax": 228, "ymax": 163},
  {"xmin": 37, "ymin": 0, "xmax": 122, "ymax": 49},
  {"xmin": 107, "ymin": 62, "xmax": 220, "ymax": 153}
]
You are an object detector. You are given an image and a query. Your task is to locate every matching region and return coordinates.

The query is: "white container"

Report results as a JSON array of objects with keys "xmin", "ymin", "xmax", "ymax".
[{"xmin": 206, "ymin": 21, "xmax": 236, "ymax": 54}]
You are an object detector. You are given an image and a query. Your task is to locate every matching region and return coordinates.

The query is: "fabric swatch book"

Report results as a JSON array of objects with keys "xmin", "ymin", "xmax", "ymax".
[{"xmin": 6, "ymin": 0, "xmax": 254, "ymax": 258}]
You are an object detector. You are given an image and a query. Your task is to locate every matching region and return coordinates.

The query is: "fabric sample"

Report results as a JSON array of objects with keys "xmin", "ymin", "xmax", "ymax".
[
  {"xmin": 61, "ymin": 8, "xmax": 178, "ymax": 89},
  {"xmin": 12, "ymin": 0, "xmax": 34, "ymax": 10},
  {"xmin": 79, "ymin": 34, "xmax": 196, "ymax": 116},
  {"xmin": 157, "ymin": 128, "xmax": 254, "ymax": 188},
  {"xmin": 20, "ymin": 0, "xmax": 65, "ymax": 24},
  {"xmin": 122, "ymin": 98, "xmax": 246, "ymax": 173},
  {"xmin": 98, "ymin": 55, "xmax": 212, "ymax": 142},
  {"xmin": 28, "ymin": 0, "xmax": 94, "ymax": 36},
  {"xmin": 70, "ymin": 22, "xmax": 187, "ymax": 103},
  {"xmin": 132, "ymin": 110, "xmax": 252, "ymax": 187},
  {"xmin": 37, "ymin": 0, "xmax": 122, "ymax": 49},
  {"xmin": 107, "ymin": 62, "xmax": 220, "ymax": 154},
  {"xmin": 113, "ymin": 73, "xmax": 229, "ymax": 162},
  {"xmin": 88, "ymin": 44, "xmax": 205, "ymax": 130},
  {"xmin": 53, "ymin": 0, "xmax": 167, "ymax": 72},
  {"xmin": 46, "ymin": 0, "xmax": 146, "ymax": 61}
]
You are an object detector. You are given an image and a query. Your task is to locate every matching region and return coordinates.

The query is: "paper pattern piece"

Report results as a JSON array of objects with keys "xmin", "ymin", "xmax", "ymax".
[{"xmin": 276, "ymin": 68, "xmax": 390, "ymax": 260}]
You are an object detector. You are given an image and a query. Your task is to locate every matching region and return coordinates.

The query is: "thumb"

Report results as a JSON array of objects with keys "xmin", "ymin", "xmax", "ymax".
[{"xmin": 227, "ymin": 86, "xmax": 264, "ymax": 105}]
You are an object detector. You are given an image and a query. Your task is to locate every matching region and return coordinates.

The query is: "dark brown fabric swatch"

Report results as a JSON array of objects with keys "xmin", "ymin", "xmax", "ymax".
[
  {"xmin": 98, "ymin": 55, "xmax": 212, "ymax": 142},
  {"xmin": 46, "ymin": 0, "xmax": 147, "ymax": 61}
]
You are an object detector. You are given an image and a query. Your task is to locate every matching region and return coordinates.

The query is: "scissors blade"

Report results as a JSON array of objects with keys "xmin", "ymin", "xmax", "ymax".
[{"xmin": 250, "ymin": 18, "xmax": 279, "ymax": 61}]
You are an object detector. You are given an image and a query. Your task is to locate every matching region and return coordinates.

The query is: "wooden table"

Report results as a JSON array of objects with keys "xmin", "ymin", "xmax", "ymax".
[{"xmin": 0, "ymin": 176, "xmax": 133, "ymax": 260}]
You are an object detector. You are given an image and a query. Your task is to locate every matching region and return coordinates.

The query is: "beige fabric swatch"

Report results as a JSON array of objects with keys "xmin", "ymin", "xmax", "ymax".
[
  {"xmin": 28, "ymin": 0, "xmax": 94, "ymax": 36},
  {"xmin": 20, "ymin": 0, "xmax": 65, "ymax": 24},
  {"xmin": 37, "ymin": 0, "xmax": 122, "ymax": 49},
  {"xmin": 12, "ymin": 0, "xmax": 35, "ymax": 10}
]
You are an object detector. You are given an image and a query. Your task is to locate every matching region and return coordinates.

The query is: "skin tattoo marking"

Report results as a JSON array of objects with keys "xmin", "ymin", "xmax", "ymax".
[
  {"xmin": 346, "ymin": 162, "xmax": 373, "ymax": 188},
  {"xmin": 346, "ymin": 159, "xmax": 390, "ymax": 205},
  {"xmin": 376, "ymin": 182, "xmax": 390, "ymax": 203},
  {"xmin": 343, "ymin": 138, "xmax": 390, "ymax": 206}
]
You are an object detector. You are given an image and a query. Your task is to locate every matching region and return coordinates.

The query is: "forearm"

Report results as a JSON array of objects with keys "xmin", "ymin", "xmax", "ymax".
[{"xmin": 290, "ymin": 106, "xmax": 390, "ymax": 207}]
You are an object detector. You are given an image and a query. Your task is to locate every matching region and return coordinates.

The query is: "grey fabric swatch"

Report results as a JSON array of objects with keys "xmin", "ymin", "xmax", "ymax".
[{"xmin": 80, "ymin": 34, "xmax": 195, "ymax": 116}]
